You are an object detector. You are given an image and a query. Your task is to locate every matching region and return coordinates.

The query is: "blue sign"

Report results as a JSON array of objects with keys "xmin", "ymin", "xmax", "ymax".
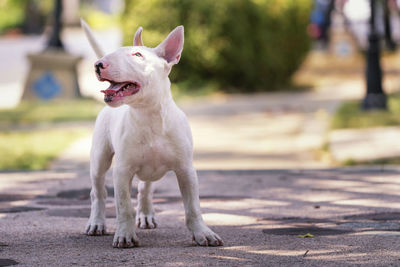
[{"xmin": 32, "ymin": 72, "xmax": 61, "ymax": 100}]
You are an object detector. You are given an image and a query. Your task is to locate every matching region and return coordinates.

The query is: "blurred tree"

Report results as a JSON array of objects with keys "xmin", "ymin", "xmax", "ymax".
[
  {"xmin": 0, "ymin": 0, "xmax": 52, "ymax": 35},
  {"xmin": 122, "ymin": 0, "xmax": 312, "ymax": 92},
  {"xmin": 0, "ymin": 0, "xmax": 25, "ymax": 34}
]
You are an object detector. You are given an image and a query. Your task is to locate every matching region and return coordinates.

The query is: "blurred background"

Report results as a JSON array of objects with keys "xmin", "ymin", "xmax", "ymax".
[{"xmin": 2, "ymin": 0, "xmax": 400, "ymax": 171}]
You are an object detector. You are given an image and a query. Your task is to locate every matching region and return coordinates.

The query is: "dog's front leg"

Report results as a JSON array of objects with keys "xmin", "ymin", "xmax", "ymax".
[
  {"xmin": 175, "ymin": 166, "xmax": 223, "ymax": 246},
  {"xmin": 85, "ymin": 141, "xmax": 113, "ymax": 236},
  {"xmin": 112, "ymin": 166, "xmax": 139, "ymax": 248}
]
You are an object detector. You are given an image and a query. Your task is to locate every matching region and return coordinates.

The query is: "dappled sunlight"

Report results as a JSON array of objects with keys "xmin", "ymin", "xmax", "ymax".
[
  {"xmin": 2, "ymin": 168, "xmax": 400, "ymax": 265},
  {"xmin": 0, "ymin": 171, "xmax": 76, "ymax": 195},
  {"xmin": 200, "ymin": 198, "xmax": 289, "ymax": 210},
  {"xmin": 308, "ymin": 252, "xmax": 369, "ymax": 260},
  {"xmin": 341, "ymin": 184, "xmax": 400, "ymax": 194},
  {"xmin": 202, "ymin": 213, "xmax": 257, "ymax": 226},
  {"xmin": 206, "ymin": 255, "xmax": 249, "ymax": 262},
  {"xmin": 6, "ymin": 200, "xmax": 30, "ymax": 208},
  {"xmin": 297, "ymin": 178, "xmax": 368, "ymax": 189},
  {"xmin": 332, "ymin": 198, "xmax": 400, "ymax": 209},
  {"xmin": 351, "ymin": 231, "xmax": 400, "ymax": 236},
  {"xmin": 363, "ymin": 175, "xmax": 400, "ymax": 183},
  {"xmin": 221, "ymin": 246, "xmax": 362, "ymax": 258},
  {"xmin": 222, "ymin": 246, "xmax": 310, "ymax": 256},
  {"xmin": 290, "ymin": 192, "xmax": 351, "ymax": 202}
]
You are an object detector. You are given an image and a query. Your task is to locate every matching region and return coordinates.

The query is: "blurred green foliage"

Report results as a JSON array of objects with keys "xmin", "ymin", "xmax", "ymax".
[
  {"xmin": 0, "ymin": 0, "xmax": 52, "ymax": 34},
  {"xmin": 0, "ymin": 99, "xmax": 102, "ymax": 170},
  {"xmin": 0, "ymin": 0, "xmax": 25, "ymax": 33},
  {"xmin": 122, "ymin": 0, "xmax": 312, "ymax": 92},
  {"xmin": 80, "ymin": 4, "xmax": 120, "ymax": 29},
  {"xmin": 0, "ymin": 99, "xmax": 103, "ymax": 128},
  {"xmin": 0, "ymin": 128, "xmax": 89, "ymax": 170},
  {"xmin": 331, "ymin": 94, "xmax": 400, "ymax": 129}
]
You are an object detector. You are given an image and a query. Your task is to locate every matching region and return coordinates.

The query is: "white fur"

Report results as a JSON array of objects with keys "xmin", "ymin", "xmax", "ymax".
[
  {"xmin": 82, "ymin": 20, "xmax": 223, "ymax": 248},
  {"xmin": 80, "ymin": 19, "xmax": 105, "ymax": 59}
]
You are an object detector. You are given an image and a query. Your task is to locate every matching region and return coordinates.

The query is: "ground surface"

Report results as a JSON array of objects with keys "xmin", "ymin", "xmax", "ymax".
[{"xmin": 1, "ymin": 167, "xmax": 400, "ymax": 266}]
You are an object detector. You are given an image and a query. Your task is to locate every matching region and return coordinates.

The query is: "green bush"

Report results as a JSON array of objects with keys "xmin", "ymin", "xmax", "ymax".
[
  {"xmin": 122, "ymin": 0, "xmax": 312, "ymax": 92},
  {"xmin": 0, "ymin": 0, "xmax": 52, "ymax": 35},
  {"xmin": 0, "ymin": 99, "xmax": 103, "ymax": 128},
  {"xmin": 0, "ymin": 129, "xmax": 89, "ymax": 170},
  {"xmin": 0, "ymin": 0, "xmax": 25, "ymax": 34}
]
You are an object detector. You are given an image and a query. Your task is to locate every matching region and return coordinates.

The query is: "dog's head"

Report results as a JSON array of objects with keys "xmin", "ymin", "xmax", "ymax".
[{"xmin": 81, "ymin": 19, "xmax": 184, "ymax": 107}]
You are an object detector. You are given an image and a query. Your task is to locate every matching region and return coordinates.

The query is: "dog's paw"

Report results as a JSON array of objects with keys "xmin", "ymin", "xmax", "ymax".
[
  {"xmin": 192, "ymin": 226, "xmax": 223, "ymax": 247},
  {"xmin": 85, "ymin": 221, "xmax": 106, "ymax": 236},
  {"xmin": 136, "ymin": 212, "xmax": 157, "ymax": 229},
  {"xmin": 112, "ymin": 226, "xmax": 139, "ymax": 248}
]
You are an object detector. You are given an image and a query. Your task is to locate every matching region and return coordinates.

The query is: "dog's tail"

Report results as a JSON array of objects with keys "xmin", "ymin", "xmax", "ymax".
[{"xmin": 80, "ymin": 18, "xmax": 105, "ymax": 59}]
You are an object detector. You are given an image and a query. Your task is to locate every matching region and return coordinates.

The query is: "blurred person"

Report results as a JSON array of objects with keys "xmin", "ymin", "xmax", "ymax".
[{"xmin": 309, "ymin": 0, "xmax": 335, "ymax": 48}]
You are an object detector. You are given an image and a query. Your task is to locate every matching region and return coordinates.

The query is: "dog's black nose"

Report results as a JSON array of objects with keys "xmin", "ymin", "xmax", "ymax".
[{"xmin": 95, "ymin": 62, "xmax": 104, "ymax": 76}]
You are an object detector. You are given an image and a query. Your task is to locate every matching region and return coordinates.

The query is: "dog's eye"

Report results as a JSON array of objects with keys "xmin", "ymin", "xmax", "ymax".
[{"xmin": 132, "ymin": 52, "xmax": 143, "ymax": 57}]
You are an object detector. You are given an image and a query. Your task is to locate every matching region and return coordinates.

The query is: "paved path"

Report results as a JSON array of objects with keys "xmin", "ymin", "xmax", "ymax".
[
  {"xmin": 1, "ymin": 166, "xmax": 400, "ymax": 266},
  {"xmin": 180, "ymin": 85, "xmax": 358, "ymax": 169},
  {"xmin": 330, "ymin": 126, "xmax": 400, "ymax": 163}
]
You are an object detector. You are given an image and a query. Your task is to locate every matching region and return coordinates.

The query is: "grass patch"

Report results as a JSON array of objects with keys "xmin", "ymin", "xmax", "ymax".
[
  {"xmin": 0, "ymin": 128, "xmax": 89, "ymax": 170},
  {"xmin": 0, "ymin": 98, "xmax": 103, "ymax": 128},
  {"xmin": 342, "ymin": 157, "xmax": 400, "ymax": 166},
  {"xmin": 0, "ymin": 98, "xmax": 102, "ymax": 170},
  {"xmin": 331, "ymin": 94, "xmax": 400, "ymax": 129},
  {"xmin": 171, "ymin": 80, "xmax": 221, "ymax": 101}
]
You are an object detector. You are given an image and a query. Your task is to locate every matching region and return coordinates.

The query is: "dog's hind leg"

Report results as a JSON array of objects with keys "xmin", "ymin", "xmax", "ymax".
[
  {"xmin": 136, "ymin": 181, "xmax": 157, "ymax": 229},
  {"xmin": 85, "ymin": 131, "xmax": 113, "ymax": 236}
]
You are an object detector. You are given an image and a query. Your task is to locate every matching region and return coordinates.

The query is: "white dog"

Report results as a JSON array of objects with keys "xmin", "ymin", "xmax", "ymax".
[{"xmin": 81, "ymin": 20, "xmax": 223, "ymax": 248}]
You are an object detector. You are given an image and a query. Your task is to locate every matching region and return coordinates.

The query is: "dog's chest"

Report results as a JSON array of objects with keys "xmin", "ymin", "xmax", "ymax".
[{"xmin": 118, "ymin": 128, "xmax": 176, "ymax": 181}]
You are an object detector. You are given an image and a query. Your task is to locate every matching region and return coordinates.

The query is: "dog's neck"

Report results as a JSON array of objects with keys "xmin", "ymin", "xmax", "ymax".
[{"xmin": 127, "ymin": 78, "xmax": 173, "ymax": 133}]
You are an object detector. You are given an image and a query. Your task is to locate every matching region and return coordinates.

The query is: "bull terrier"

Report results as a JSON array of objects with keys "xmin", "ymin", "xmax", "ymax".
[{"xmin": 80, "ymin": 19, "xmax": 223, "ymax": 248}]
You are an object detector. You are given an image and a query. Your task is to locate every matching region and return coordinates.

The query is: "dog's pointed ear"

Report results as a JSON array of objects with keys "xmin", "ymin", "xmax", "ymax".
[
  {"xmin": 133, "ymin": 26, "xmax": 144, "ymax": 46},
  {"xmin": 154, "ymin": 26, "xmax": 184, "ymax": 66},
  {"xmin": 80, "ymin": 18, "xmax": 105, "ymax": 59}
]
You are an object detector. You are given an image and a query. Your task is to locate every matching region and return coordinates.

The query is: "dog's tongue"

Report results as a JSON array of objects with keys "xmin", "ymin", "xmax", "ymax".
[{"xmin": 101, "ymin": 82, "xmax": 123, "ymax": 95}]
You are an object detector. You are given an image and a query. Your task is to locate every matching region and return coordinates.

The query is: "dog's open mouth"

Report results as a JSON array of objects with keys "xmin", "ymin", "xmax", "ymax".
[{"xmin": 100, "ymin": 81, "xmax": 140, "ymax": 102}]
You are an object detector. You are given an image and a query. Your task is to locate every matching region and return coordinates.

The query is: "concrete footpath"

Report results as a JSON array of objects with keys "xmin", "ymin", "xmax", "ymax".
[{"xmin": 1, "ymin": 164, "xmax": 400, "ymax": 266}]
